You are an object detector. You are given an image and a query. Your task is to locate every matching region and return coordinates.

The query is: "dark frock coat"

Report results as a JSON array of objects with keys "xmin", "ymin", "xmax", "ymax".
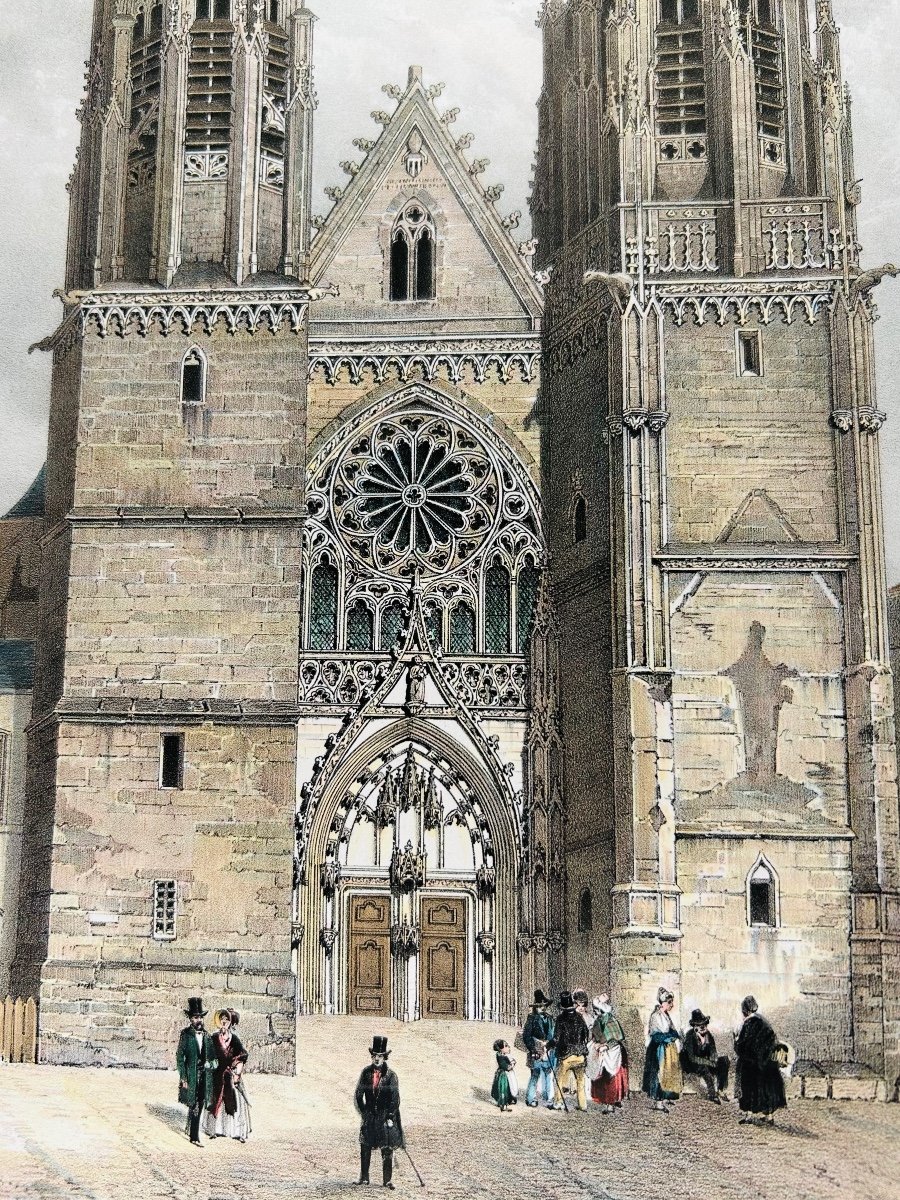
[
  {"xmin": 355, "ymin": 1065, "xmax": 405, "ymax": 1150},
  {"xmin": 735, "ymin": 1013, "xmax": 787, "ymax": 1114},
  {"xmin": 176, "ymin": 1026, "xmax": 216, "ymax": 1108},
  {"xmin": 207, "ymin": 1031, "xmax": 249, "ymax": 1117}
]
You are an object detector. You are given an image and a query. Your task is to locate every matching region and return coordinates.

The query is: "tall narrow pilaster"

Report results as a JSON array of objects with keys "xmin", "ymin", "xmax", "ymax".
[
  {"xmin": 150, "ymin": 3, "xmax": 190, "ymax": 285},
  {"xmin": 281, "ymin": 1, "xmax": 316, "ymax": 279},
  {"xmin": 226, "ymin": 7, "xmax": 266, "ymax": 284},
  {"xmin": 93, "ymin": 13, "xmax": 133, "ymax": 285}
]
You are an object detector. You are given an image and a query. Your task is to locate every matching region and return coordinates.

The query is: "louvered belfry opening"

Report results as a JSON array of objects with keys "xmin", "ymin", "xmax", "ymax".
[
  {"xmin": 745, "ymin": 0, "xmax": 786, "ymax": 164},
  {"xmin": 261, "ymin": 17, "xmax": 289, "ymax": 189},
  {"xmin": 186, "ymin": 12, "xmax": 234, "ymax": 172},
  {"xmin": 655, "ymin": 0, "xmax": 707, "ymax": 162}
]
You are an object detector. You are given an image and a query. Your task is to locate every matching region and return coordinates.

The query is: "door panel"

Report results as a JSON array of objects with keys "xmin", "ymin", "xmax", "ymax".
[
  {"xmin": 349, "ymin": 894, "xmax": 391, "ymax": 1016},
  {"xmin": 420, "ymin": 896, "xmax": 466, "ymax": 1018}
]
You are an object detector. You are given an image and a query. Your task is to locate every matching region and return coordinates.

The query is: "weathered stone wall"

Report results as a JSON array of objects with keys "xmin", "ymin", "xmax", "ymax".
[
  {"xmin": 678, "ymin": 834, "xmax": 854, "ymax": 1061},
  {"xmin": 38, "ymin": 720, "xmax": 297, "ymax": 1071},
  {"xmin": 665, "ymin": 317, "xmax": 839, "ymax": 545},
  {"xmin": 180, "ymin": 181, "xmax": 227, "ymax": 267},
  {"xmin": 74, "ymin": 327, "xmax": 306, "ymax": 510},
  {"xmin": 63, "ymin": 525, "xmax": 302, "ymax": 703}
]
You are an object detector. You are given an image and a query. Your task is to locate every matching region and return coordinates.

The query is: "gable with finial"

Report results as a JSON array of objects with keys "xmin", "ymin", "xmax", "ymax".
[{"xmin": 310, "ymin": 65, "xmax": 542, "ymax": 323}]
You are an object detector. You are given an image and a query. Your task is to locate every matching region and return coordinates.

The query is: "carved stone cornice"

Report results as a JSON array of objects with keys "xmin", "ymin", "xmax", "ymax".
[
  {"xmin": 31, "ymin": 286, "xmax": 337, "ymax": 351},
  {"xmin": 67, "ymin": 507, "xmax": 305, "ymax": 528},
  {"xmin": 51, "ymin": 697, "xmax": 302, "ymax": 726},
  {"xmin": 308, "ymin": 335, "xmax": 541, "ymax": 386},
  {"xmin": 656, "ymin": 549, "xmax": 855, "ymax": 573}
]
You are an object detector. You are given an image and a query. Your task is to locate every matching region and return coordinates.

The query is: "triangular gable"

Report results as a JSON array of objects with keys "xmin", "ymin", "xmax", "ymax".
[
  {"xmin": 718, "ymin": 490, "xmax": 801, "ymax": 545},
  {"xmin": 310, "ymin": 66, "xmax": 542, "ymax": 323}
]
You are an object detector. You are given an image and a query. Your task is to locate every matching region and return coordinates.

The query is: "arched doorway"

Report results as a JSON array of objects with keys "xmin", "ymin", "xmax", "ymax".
[{"xmin": 296, "ymin": 719, "xmax": 520, "ymax": 1023}]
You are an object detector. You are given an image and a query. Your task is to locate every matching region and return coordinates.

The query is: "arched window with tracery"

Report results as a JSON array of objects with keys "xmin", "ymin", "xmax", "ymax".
[
  {"xmin": 347, "ymin": 601, "xmax": 374, "ymax": 652},
  {"xmin": 309, "ymin": 559, "xmax": 338, "ymax": 651},
  {"xmin": 485, "ymin": 562, "xmax": 512, "ymax": 654},
  {"xmin": 390, "ymin": 204, "xmax": 436, "ymax": 301},
  {"xmin": 301, "ymin": 390, "xmax": 545, "ymax": 674}
]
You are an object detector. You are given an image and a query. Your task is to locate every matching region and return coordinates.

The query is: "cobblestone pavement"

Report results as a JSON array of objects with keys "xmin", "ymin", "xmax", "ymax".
[{"xmin": 1, "ymin": 1017, "xmax": 897, "ymax": 1200}]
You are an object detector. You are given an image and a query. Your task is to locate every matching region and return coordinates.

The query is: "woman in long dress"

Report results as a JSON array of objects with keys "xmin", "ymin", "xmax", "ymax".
[
  {"xmin": 589, "ymin": 994, "xmax": 630, "ymax": 1113},
  {"xmin": 735, "ymin": 995, "xmax": 787, "ymax": 1126},
  {"xmin": 202, "ymin": 1008, "xmax": 252, "ymax": 1142},
  {"xmin": 490, "ymin": 1039, "xmax": 519, "ymax": 1112},
  {"xmin": 641, "ymin": 987, "xmax": 682, "ymax": 1113}
]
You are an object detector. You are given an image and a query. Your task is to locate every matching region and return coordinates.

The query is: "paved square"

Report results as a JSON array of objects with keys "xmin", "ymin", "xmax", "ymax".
[{"xmin": 1, "ymin": 1019, "xmax": 897, "ymax": 1200}]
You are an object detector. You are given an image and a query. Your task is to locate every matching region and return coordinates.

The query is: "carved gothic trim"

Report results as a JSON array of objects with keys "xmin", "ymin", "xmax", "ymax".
[
  {"xmin": 657, "ymin": 551, "xmax": 854, "ymax": 573},
  {"xmin": 32, "ymin": 287, "xmax": 337, "ymax": 351},
  {"xmin": 477, "ymin": 931, "xmax": 496, "ymax": 959},
  {"xmin": 308, "ymin": 336, "xmax": 540, "ymax": 386},
  {"xmin": 51, "ymin": 697, "xmax": 301, "ymax": 725},
  {"xmin": 320, "ymin": 927, "xmax": 338, "ymax": 955},
  {"xmin": 390, "ymin": 921, "xmax": 421, "ymax": 957},
  {"xmin": 320, "ymin": 862, "xmax": 342, "ymax": 896},
  {"xmin": 389, "ymin": 841, "xmax": 427, "ymax": 891},
  {"xmin": 606, "ymin": 410, "xmax": 671, "ymax": 438}
]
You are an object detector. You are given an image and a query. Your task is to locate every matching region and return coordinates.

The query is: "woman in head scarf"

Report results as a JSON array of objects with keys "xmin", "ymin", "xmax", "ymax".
[
  {"xmin": 641, "ymin": 987, "xmax": 683, "ymax": 1113},
  {"xmin": 588, "ymin": 994, "xmax": 630, "ymax": 1114}
]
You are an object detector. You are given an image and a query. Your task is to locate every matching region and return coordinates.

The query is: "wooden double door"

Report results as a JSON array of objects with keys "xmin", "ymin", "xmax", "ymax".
[{"xmin": 347, "ymin": 893, "xmax": 467, "ymax": 1019}]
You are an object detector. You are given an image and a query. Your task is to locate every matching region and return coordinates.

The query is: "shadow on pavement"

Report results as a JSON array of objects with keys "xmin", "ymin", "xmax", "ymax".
[{"xmin": 146, "ymin": 1102, "xmax": 186, "ymax": 1135}]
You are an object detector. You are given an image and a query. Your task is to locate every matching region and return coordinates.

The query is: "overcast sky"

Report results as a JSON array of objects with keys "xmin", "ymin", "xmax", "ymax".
[{"xmin": 2, "ymin": 1, "xmax": 899, "ymax": 574}]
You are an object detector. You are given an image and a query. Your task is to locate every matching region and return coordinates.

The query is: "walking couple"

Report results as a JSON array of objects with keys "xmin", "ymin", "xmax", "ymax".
[{"xmin": 176, "ymin": 997, "xmax": 252, "ymax": 1146}]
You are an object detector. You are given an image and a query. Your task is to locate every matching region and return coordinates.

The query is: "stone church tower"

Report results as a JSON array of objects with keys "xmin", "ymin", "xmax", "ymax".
[
  {"xmin": 11, "ymin": 0, "xmax": 559, "ymax": 1065},
  {"xmin": 534, "ymin": 0, "xmax": 900, "ymax": 1086},
  {"xmin": 13, "ymin": 0, "xmax": 318, "ymax": 1070}
]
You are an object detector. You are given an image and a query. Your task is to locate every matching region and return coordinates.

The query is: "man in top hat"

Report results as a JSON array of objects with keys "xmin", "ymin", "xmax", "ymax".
[
  {"xmin": 176, "ymin": 998, "xmax": 216, "ymax": 1146},
  {"xmin": 354, "ymin": 1035, "xmax": 404, "ymax": 1189},
  {"xmin": 549, "ymin": 991, "xmax": 589, "ymax": 1111},
  {"xmin": 522, "ymin": 989, "xmax": 556, "ymax": 1108},
  {"xmin": 680, "ymin": 1009, "xmax": 730, "ymax": 1104}
]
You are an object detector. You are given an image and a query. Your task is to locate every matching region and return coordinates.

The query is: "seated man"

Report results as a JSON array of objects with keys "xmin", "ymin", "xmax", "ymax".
[{"xmin": 681, "ymin": 1009, "xmax": 730, "ymax": 1104}]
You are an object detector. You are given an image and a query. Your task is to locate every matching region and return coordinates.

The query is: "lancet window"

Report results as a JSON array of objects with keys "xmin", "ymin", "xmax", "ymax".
[
  {"xmin": 302, "ymin": 393, "xmax": 545, "ymax": 672},
  {"xmin": 390, "ymin": 204, "xmax": 436, "ymax": 301}
]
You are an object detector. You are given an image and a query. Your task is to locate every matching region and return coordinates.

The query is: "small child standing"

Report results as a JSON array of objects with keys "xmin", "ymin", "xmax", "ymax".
[{"xmin": 491, "ymin": 1039, "xmax": 519, "ymax": 1112}]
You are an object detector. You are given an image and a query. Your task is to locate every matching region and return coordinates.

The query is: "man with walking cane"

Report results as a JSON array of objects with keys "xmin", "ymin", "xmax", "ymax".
[{"xmin": 355, "ymin": 1035, "xmax": 422, "ymax": 1189}]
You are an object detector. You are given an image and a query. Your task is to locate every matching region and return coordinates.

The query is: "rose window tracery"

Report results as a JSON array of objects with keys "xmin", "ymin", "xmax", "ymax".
[{"xmin": 332, "ymin": 414, "xmax": 498, "ymax": 575}]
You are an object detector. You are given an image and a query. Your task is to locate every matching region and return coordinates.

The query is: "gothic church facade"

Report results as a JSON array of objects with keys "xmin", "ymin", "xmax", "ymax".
[{"xmin": 1, "ymin": 0, "xmax": 898, "ymax": 1089}]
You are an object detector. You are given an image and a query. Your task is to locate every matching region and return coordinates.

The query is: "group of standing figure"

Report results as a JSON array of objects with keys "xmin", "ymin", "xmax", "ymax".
[
  {"xmin": 501, "ymin": 986, "xmax": 788, "ymax": 1126},
  {"xmin": 176, "ymin": 997, "xmax": 252, "ymax": 1147}
]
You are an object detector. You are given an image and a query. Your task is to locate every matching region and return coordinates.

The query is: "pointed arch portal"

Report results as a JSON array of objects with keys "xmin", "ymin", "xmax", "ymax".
[
  {"xmin": 295, "ymin": 720, "xmax": 519, "ymax": 1023},
  {"xmin": 294, "ymin": 382, "xmax": 564, "ymax": 1026}
]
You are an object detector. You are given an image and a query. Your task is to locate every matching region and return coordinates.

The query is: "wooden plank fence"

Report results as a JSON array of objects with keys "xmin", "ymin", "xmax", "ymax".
[{"xmin": 0, "ymin": 996, "xmax": 37, "ymax": 1063}]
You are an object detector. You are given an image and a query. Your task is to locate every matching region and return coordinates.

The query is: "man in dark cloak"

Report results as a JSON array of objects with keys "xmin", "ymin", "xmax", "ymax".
[
  {"xmin": 354, "ymin": 1035, "xmax": 404, "ymax": 1188},
  {"xmin": 735, "ymin": 995, "xmax": 787, "ymax": 1125},
  {"xmin": 176, "ymin": 997, "xmax": 215, "ymax": 1146}
]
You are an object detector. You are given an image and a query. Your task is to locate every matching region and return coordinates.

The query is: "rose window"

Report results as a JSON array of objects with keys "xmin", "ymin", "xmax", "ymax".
[{"xmin": 328, "ymin": 413, "xmax": 501, "ymax": 576}]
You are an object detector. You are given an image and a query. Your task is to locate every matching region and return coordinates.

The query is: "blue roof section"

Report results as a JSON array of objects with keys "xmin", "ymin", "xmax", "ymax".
[
  {"xmin": 0, "ymin": 641, "xmax": 35, "ymax": 690},
  {"xmin": 3, "ymin": 466, "xmax": 46, "ymax": 519}
]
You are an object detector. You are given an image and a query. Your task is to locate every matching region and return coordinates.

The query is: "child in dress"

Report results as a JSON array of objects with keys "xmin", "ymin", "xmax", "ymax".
[{"xmin": 491, "ymin": 1039, "xmax": 519, "ymax": 1112}]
